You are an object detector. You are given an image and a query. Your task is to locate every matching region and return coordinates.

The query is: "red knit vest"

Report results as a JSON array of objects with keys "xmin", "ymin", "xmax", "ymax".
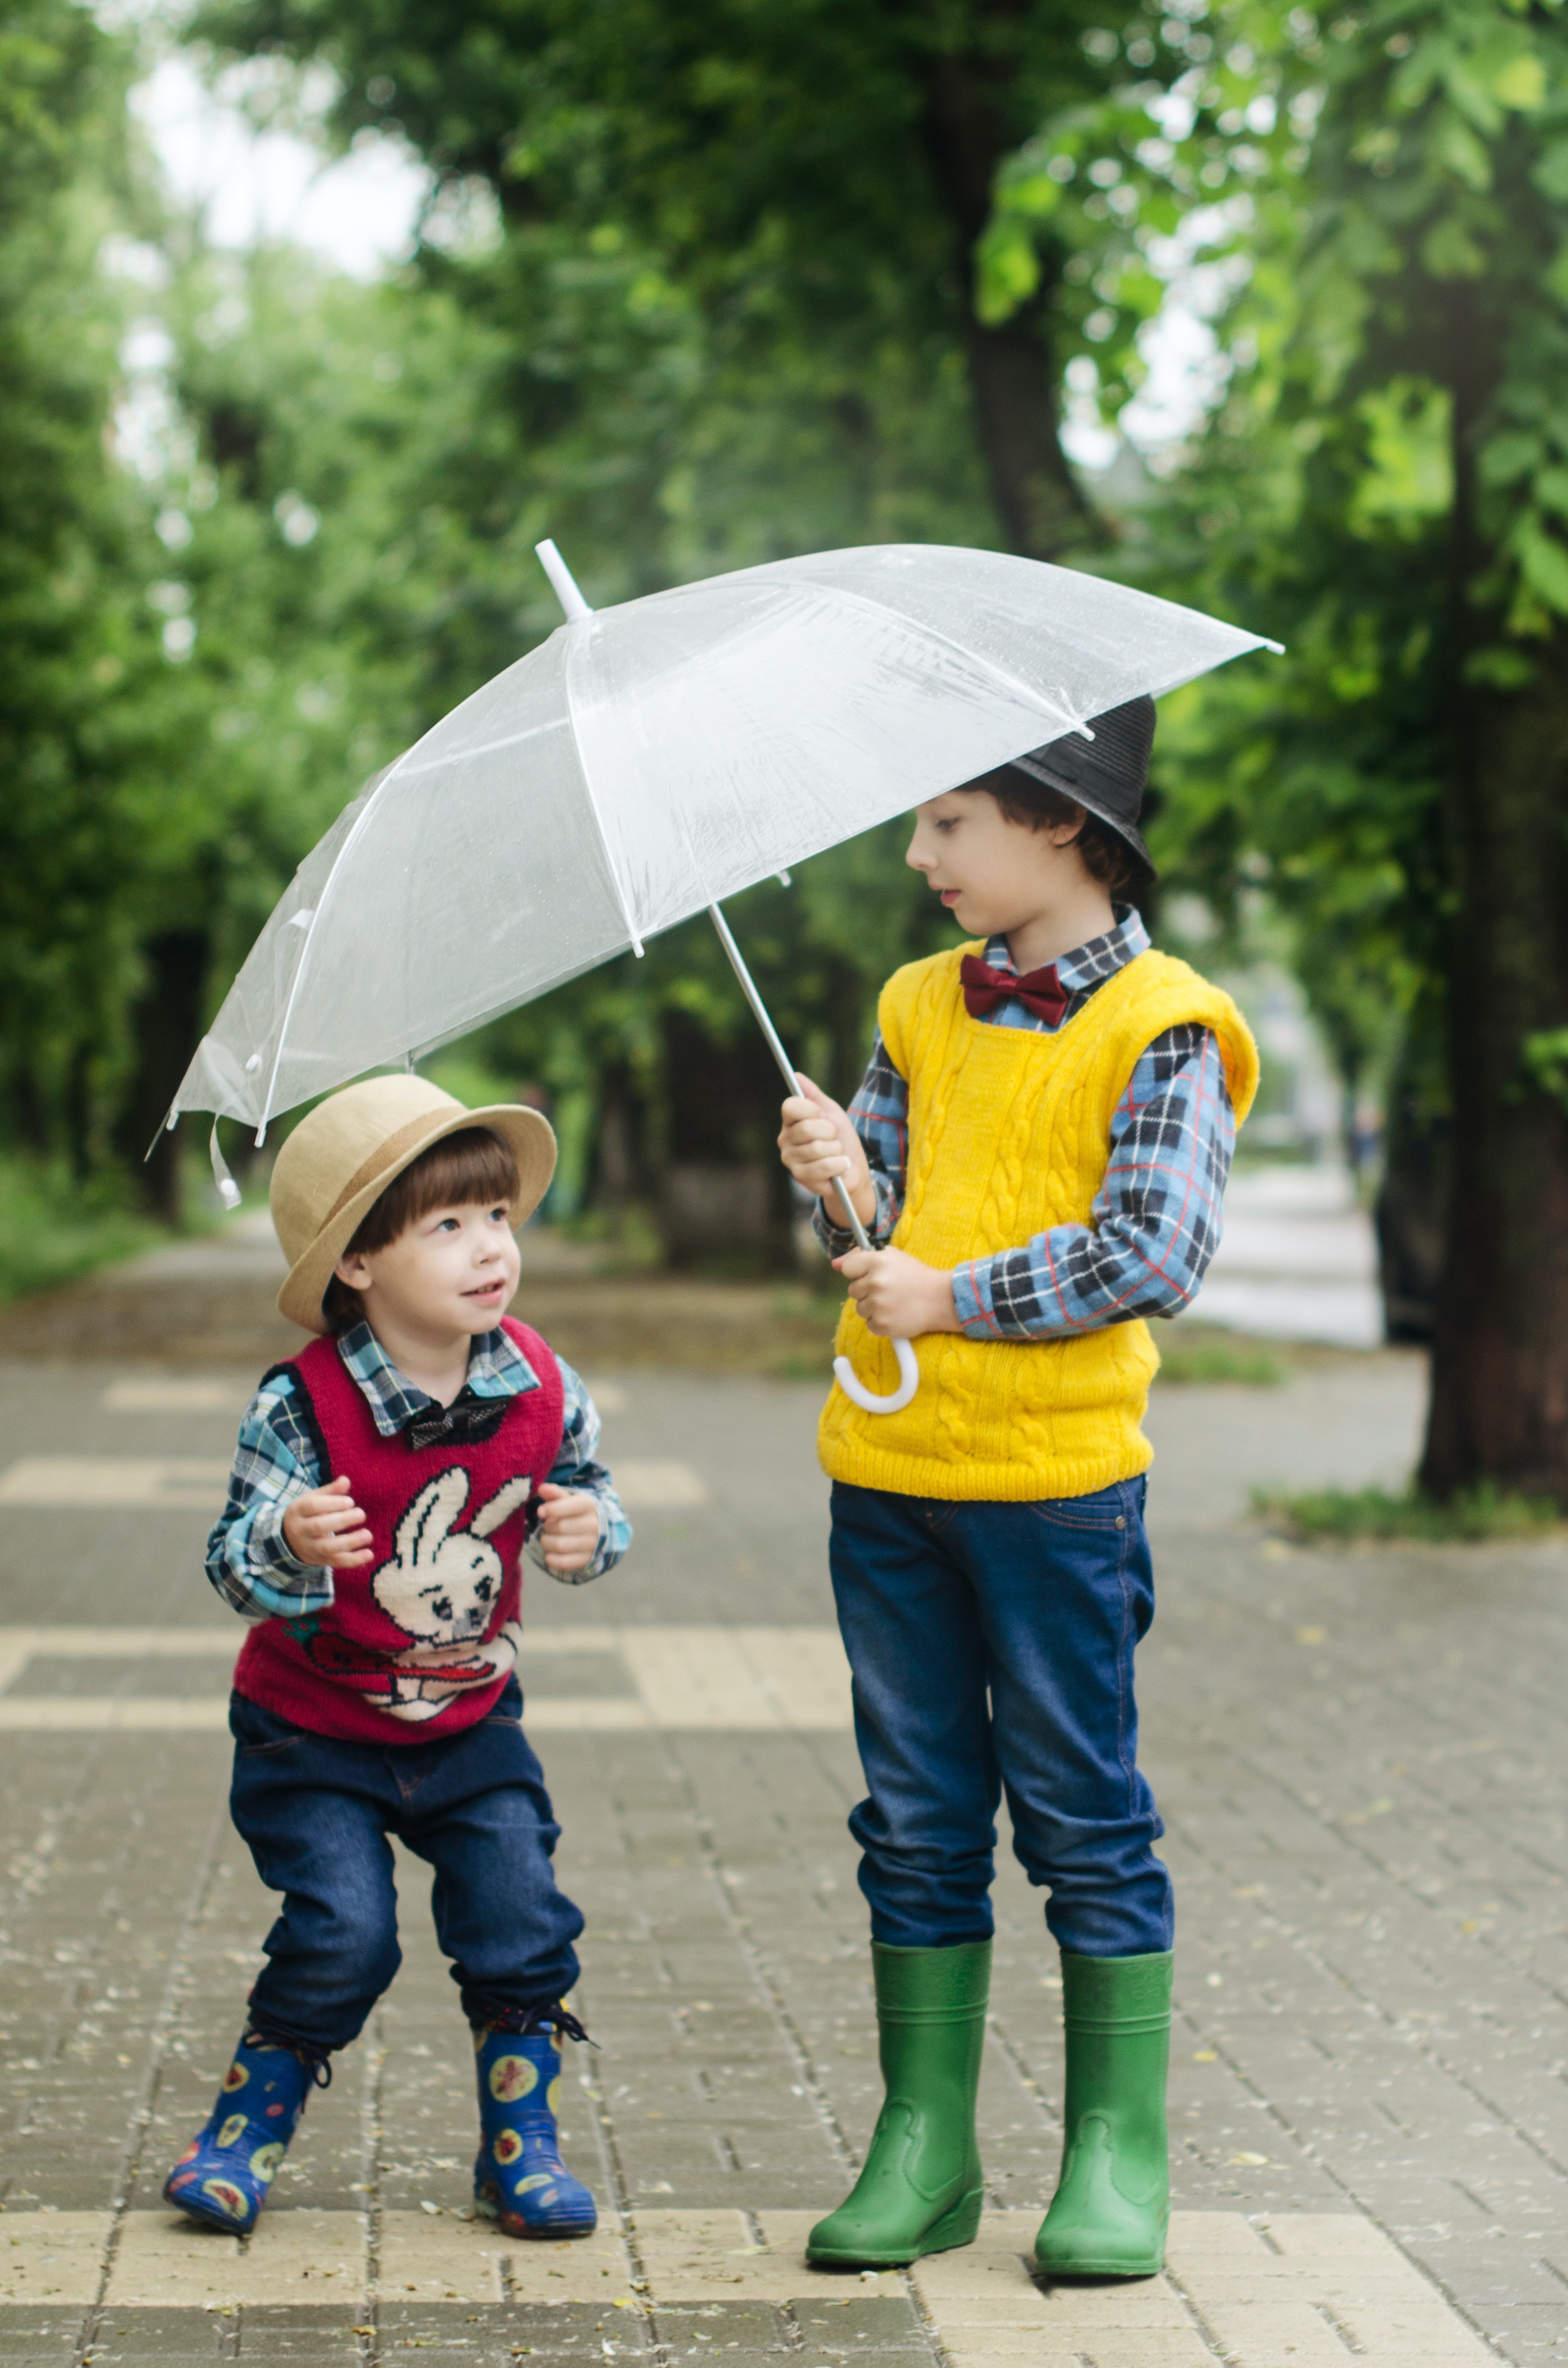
[{"xmin": 233, "ymin": 1318, "xmax": 566, "ymax": 1743}]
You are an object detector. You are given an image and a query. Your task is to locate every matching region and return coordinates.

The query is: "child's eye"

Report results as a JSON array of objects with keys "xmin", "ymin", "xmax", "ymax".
[{"xmin": 435, "ymin": 1216, "xmax": 459, "ymax": 1233}]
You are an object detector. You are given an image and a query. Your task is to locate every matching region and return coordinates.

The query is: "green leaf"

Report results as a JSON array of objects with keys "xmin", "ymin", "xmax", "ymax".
[
  {"xmin": 1464, "ymin": 646, "xmax": 1537, "ymax": 690},
  {"xmin": 1515, "ymin": 518, "xmax": 1568, "ymax": 614},
  {"xmin": 1421, "ymin": 214, "xmax": 1486, "ymax": 278},
  {"xmin": 1493, "ymin": 53, "xmax": 1546, "ymax": 110},
  {"xmin": 973, "ymin": 219, "xmax": 1041, "ymax": 326},
  {"xmin": 1532, "ymin": 140, "xmax": 1568, "ymax": 202},
  {"xmin": 995, "ymin": 171, "xmax": 1063, "ymax": 221},
  {"xmin": 1430, "ymin": 114, "xmax": 1493, "ymax": 191},
  {"xmin": 1479, "ymin": 432, "xmax": 1545, "ymax": 488}
]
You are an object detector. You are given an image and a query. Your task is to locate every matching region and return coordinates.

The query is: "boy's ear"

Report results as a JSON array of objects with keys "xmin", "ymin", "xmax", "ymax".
[{"xmin": 334, "ymin": 1248, "xmax": 373, "ymax": 1289}]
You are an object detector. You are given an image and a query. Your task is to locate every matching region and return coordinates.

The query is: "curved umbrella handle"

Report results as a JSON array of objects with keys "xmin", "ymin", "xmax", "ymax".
[{"xmin": 834, "ymin": 1335, "xmax": 920, "ymax": 1416}]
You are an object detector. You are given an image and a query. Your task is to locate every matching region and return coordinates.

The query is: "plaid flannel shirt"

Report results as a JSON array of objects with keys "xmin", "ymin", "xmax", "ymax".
[
  {"xmin": 814, "ymin": 908, "xmax": 1235, "ymax": 1337},
  {"xmin": 206, "ymin": 1319, "xmax": 630, "ymax": 1622}
]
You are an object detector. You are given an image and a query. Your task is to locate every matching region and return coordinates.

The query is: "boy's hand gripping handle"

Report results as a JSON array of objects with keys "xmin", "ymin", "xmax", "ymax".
[{"xmin": 706, "ymin": 903, "xmax": 921, "ymax": 1417}]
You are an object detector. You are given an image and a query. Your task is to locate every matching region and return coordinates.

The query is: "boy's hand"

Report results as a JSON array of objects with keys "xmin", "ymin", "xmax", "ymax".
[
  {"xmin": 281, "ymin": 1475, "xmax": 373, "ymax": 1570},
  {"xmin": 535, "ymin": 1483, "xmax": 601, "ymax": 1575},
  {"xmin": 778, "ymin": 1075, "xmax": 877, "ymax": 1232},
  {"xmin": 834, "ymin": 1245, "xmax": 964, "ymax": 1339}
]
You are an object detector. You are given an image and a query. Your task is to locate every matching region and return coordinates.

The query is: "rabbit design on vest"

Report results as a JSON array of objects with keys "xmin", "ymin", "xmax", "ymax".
[{"xmin": 369, "ymin": 1469, "xmax": 533, "ymax": 1721}]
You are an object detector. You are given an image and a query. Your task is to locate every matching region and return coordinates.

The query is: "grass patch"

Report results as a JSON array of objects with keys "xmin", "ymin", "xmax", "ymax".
[
  {"xmin": 1155, "ymin": 1328, "xmax": 1286, "ymax": 1386},
  {"xmin": 1254, "ymin": 1482, "xmax": 1561, "ymax": 1544},
  {"xmin": 0, "ymin": 1156, "xmax": 162, "ymax": 1308}
]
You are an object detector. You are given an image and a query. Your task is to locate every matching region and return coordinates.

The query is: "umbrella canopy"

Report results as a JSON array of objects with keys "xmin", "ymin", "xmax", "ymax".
[{"xmin": 170, "ymin": 543, "xmax": 1275, "ymax": 1139}]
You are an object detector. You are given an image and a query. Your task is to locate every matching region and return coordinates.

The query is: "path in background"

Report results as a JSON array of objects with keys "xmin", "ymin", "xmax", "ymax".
[
  {"xmin": 1182, "ymin": 1164, "xmax": 1383, "ymax": 1350},
  {"xmin": 0, "ymin": 1160, "xmax": 1387, "ymax": 1376}
]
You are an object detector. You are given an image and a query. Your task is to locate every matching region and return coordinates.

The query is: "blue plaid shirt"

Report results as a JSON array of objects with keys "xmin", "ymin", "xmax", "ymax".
[
  {"xmin": 814, "ymin": 908, "xmax": 1235, "ymax": 1337},
  {"xmin": 206, "ymin": 1320, "xmax": 630, "ymax": 1622}
]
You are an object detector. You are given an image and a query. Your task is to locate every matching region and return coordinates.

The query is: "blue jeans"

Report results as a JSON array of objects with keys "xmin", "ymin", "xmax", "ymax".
[
  {"xmin": 828, "ymin": 1479, "xmax": 1172, "ymax": 1959},
  {"xmin": 228, "ymin": 1679, "xmax": 583, "ymax": 2053}
]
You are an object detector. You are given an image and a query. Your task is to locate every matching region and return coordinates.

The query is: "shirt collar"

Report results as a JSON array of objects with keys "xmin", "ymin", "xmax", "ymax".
[
  {"xmin": 983, "ymin": 903, "xmax": 1149, "ymax": 992},
  {"xmin": 335, "ymin": 1319, "xmax": 539, "ymax": 1440}
]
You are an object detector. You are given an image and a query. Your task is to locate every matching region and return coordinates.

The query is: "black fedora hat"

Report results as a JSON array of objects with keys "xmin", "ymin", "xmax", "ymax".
[{"xmin": 1007, "ymin": 694, "xmax": 1156, "ymax": 874}]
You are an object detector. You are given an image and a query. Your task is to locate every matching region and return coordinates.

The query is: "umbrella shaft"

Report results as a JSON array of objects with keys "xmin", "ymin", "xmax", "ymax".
[{"xmin": 707, "ymin": 901, "xmax": 872, "ymax": 1255}]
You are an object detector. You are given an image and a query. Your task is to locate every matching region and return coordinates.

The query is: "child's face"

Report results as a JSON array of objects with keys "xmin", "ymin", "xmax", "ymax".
[
  {"xmin": 906, "ymin": 789, "xmax": 1089, "ymax": 939},
  {"xmin": 334, "ymin": 1199, "xmax": 521, "ymax": 1340}
]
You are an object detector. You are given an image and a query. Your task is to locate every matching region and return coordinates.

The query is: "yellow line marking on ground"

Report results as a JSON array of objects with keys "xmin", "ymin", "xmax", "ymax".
[
  {"xmin": 0, "ymin": 1700, "xmax": 230, "ymax": 1732},
  {"xmin": 0, "ymin": 2212, "xmax": 112, "ymax": 2304},
  {"xmin": 0, "ymin": 2207, "xmax": 1493, "ymax": 2357},
  {"xmin": 0, "ymin": 1457, "xmax": 230, "ymax": 1508},
  {"xmin": 102, "ymin": 1379, "xmax": 251, "ymax": 1412},
  {"xmin": 0, "ymin": 1452, "xmax": 705, "ymax": 1512},
  {"xmin": 611, "ymin": 1460, "xmax": 710, "ymax": 1507},
  {"xmin": 0, "ymin": 1626, "xmax": 854, "ymax": 1732},
  {"xmin": 107, "ymin": 2207, "xmax": 365, "ymax": 2306},
  {"xmin": 378, "ymin": 2210, "xmax": 631, "ymax": 2303}
]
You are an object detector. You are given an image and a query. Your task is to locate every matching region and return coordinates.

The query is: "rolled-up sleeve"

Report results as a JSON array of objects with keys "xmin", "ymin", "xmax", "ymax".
[
  {"xmin": 529, "ymin": 1361, "xmax": 631, "ymax": 1583},
  {"xmin": 205, "ymin": 1376, "xmax": 336, "ymax": 1622},
  {"xmin": 950, "ymin": 1025, "xmax": 1235, "ymax": 1339}
]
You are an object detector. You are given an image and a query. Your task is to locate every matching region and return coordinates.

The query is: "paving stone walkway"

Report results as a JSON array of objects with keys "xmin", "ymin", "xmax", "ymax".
[{"xmin": 2, "ymin": 1317, "xmax": 1566, "ymax": 2363}]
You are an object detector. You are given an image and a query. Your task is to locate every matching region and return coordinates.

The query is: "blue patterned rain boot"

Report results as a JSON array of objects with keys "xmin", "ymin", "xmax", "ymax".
[
  {"xmin": 472, "ymin": 2007, "xmax": 597, "ymax": 2238},
  {"xmin": 165, "ymin": 2030, "xmax": 327, "ymax": 2232}
]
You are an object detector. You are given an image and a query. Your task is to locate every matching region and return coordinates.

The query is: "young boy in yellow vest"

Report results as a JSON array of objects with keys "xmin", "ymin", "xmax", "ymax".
[{"xmin": 778, "ymin": 698, "xmax": 1258, "ymax": 2277}]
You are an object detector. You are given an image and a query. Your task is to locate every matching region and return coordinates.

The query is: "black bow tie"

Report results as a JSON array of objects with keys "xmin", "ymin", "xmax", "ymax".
[{"xmin": 404, "ymin": 1396, "xmax": 507, "ymax": 1452}]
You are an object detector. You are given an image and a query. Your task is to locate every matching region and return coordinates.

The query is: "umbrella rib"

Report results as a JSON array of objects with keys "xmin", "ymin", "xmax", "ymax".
[
  {"xmin": 760, "ymin": 577, "xmax": 1094, "ymax": 747},
  {"xmin": 255, "ymin": 750, "xmax": 412, "ymax": 1139},
  {"xmin": 560, "ymin": 626, "xmax": 646, "ymax": 959}
]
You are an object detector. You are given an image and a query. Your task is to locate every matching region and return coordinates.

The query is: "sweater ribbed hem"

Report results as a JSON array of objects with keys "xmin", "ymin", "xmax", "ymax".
[{"xmin": 819, "ymin": 1438, "xmax": 1152, "ymax": 1503}]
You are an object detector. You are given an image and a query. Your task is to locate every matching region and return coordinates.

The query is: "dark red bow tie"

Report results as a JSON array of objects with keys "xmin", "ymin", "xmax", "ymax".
[{"xmin": 960, "ymin": 952, "xmax": 1070, "ymax": 1027}]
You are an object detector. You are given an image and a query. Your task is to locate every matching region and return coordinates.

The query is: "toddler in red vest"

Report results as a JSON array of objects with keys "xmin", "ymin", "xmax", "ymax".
[{"xmin": 165, "ymin": 1076, "xmax": 630, "ymax": 2242}]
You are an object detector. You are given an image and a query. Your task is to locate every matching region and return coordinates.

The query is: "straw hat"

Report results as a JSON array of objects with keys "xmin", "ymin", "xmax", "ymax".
[{"xmin": 269, "ymin": 1075, "xmax": 557, "ymax": 1335}]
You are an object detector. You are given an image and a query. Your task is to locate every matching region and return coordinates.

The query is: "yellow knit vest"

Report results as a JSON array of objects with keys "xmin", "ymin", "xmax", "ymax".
[{"xmin": 817, "ymin": 945, "xmax": 1261, "ymax": 1502}]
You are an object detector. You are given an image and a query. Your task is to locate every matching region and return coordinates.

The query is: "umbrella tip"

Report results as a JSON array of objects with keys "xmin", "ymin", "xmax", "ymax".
[{"xmin": 535, "ymin": 539, "xmax": 594, "ymax": 622}]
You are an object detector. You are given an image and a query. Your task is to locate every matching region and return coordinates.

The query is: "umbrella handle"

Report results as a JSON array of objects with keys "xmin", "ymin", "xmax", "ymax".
[{"xmin": 833, "ymin": 1335, "xmax": 921, "ymax": 1416}]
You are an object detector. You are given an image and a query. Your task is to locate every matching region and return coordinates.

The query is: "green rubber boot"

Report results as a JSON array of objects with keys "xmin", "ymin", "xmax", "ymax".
[
  {"xmin": 806, "ymin": 1939, "xmax": 990, "ymax": 2269},
  {"xmin": 1034, "ymin": 1949, "xmax": 1171, "ymax": 2279}
]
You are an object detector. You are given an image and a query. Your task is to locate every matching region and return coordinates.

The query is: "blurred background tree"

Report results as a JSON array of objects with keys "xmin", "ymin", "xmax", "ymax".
[
  {"xmin": 7, "ymin": 0, "xmax": 1568, "ymax": 1500},
  {"xmin": 977, "ymin": 0, "xmax": 1568, "ymax": 1494}
]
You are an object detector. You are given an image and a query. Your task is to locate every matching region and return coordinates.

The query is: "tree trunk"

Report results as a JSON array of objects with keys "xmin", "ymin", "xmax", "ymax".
[
  {"xmin": 1374, "ymin": 992, "xmax": 1449, "ymax": 1347},
  {"xmin": 917, "ymin": 46, "xmax": 1091, "ymax": 560},
  {"xmin": 1418, "ymin": 662, "xmax": 1568, "ymax": 1499},
  {"xmin": 118, "ymin": 931, "xmax": 209, "ymax": 1225}
]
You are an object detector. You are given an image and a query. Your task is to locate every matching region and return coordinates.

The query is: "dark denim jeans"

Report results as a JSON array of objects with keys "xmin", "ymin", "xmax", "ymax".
[
  {"xmin": 828, "ymin": 1478, "xmax": 1172, "ymax": 1959},
  {"xmin": 228, "ymin": 1678, "xmax": 583, "ymax": 2053}
]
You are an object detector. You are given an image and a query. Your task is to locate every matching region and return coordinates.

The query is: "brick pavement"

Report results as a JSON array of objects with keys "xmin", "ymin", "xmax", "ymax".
[{"xmin": 2, "ymin": 1340, "xmax": 1566, "ymax": 2361}]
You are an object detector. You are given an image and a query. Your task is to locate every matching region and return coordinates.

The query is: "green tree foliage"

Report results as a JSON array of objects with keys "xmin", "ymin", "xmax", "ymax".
[
  {"xmin": 187, "ymin": 0, "xmax": 1230, "ymax": 567},
  {"xmin": 980, "ymin": 0, "xmax": 1568, "ymax": 1495},
  {"xmin": 0, "ymin": 0, "xmax": 179, "ymax": 1182}
]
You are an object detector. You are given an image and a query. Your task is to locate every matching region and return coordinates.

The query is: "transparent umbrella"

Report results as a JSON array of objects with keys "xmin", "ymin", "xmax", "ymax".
[{"xmin": 167, "ymin": 540, "xmax": 1277, "ymax": 1411}]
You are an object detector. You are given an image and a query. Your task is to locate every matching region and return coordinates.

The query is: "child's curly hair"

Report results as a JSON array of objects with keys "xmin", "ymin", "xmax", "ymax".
[
  {"xmin": 323, "ymin": 1125, "xmax": 520, "ymax": 1332},
  {"xmin": 960, "ymin": 766, "xmax": 1148, "ymax": 895}
]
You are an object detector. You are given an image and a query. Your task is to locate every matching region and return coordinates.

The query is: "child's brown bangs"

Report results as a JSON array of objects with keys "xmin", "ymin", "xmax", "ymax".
[{"xmin": 351, "ymin": 1127, "xmax": 521, "ymax": 1255}]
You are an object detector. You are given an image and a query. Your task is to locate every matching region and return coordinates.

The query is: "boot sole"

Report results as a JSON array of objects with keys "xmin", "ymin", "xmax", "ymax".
[
  {"xmin": 163, "ymin": 2184, "xmax": 257, "ymax": 2235},
  {"xmin": 1034, "ymin": 2247, "xmax": 1165, "ymax": 2281},
  {"xmin": 806, "ymin": 2187, "xmax": 983, "ymax": 2269}
]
